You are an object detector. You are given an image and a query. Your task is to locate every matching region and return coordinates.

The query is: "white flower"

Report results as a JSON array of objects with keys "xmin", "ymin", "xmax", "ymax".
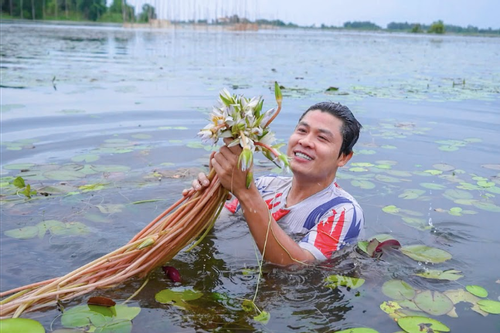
[{"xmin": 260, "ymin": 108, "xmax": 276, "ymax": 127}]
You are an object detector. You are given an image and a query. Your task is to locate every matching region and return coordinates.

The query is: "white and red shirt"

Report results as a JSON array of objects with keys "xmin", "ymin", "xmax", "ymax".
[{"xmin": 224, "ymin": 175, "xmax": 365, "ymax": 260}]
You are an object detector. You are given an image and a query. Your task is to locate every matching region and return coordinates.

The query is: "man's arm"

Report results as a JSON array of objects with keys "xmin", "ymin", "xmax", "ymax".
[{"xmin": 211, "ymin": 142, "xmax": 315, "ymax": 266}]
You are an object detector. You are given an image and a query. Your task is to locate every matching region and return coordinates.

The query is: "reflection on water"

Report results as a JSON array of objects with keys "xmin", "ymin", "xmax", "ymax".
[{"xmin": 1, "ymin": 22, "xmax": 500, "ymax": 332}]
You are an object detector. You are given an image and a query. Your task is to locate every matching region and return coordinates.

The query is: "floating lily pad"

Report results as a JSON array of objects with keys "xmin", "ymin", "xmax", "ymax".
[
  {"xmin": 399, "ymin": 189, "xmax": 425, "ymax": 200},
  {"xmin": 0, "ymin": 318, "xmax": 45, "ymax": 333},
  {"xmin": 466, "ymin": 285, "xmax": 488, "ymax": 298},
  {"xmin": 336, "ymin": 328, "xmax": 379, "ymax": 333},
  {"xmin": 414, "ymin": 290, "xmax": 454, "ymax": 316},
  {"xmin": 482, "ymin": 164, "xmax": 500, "ymax": 171},
  {"xmin": 3, "ymin": 163, "xmax": 35, "ymax": 170},
  {"xmin": 382, "ymin": 280, "xmax": 415, "ymax": 300},
  {"xmin": 397, "ymin": 316, "xmax": 450, "ymax": 333},
  {"xmin": 443, "ymin": 189, "xmax": 473, "ymax": 201},
  {"xmin": 62, "ymin": 305, "xmax": 108, "ymax": 328},
  {"xmin": 380, "ymin": 301, "xmax": 403, "ymax": 320},
  {"xmin": 420, "ymin": 183, "xmax": 446, "ymax": 190},
  {"xmin": 472, "ymin": 201, "xmax": 500, "ymax": 212},
  {"xmin": 155, "ymin": 287, "xmax": 203, "ymax": 309},
  {"xmin": 351, "ymin": 180, "xmax": 376, "ymax": 189},
  {"xmin": 325, "ymin": 275, "xmax": 365, "ymax": 289},
  {"xmin": 415, "ymin": 269, "xmax": 463, "ymax": 281},
  {"xmin": 351, "ymin": 162, "xmax": 374, "ymax": 167},
  {"xmin": 71, "ymin": 154, "xmax": 100, "ymax": 163},
  {"xmin": 424, "ymin": 169, "xmax": 443, "ymax": 175},
  {"xmin": 401, "ymin": 245, "xmax": 452, "ymax": 263},
  {"xmin": 131, "ymin": 134, "xmax": 152, "ymax": 139},
  {"xmin": 382, "ymin": 205, "xmax": 399, "ymax": 214},
  {"xmin": 349, "ymin": 167, "xmax": 369, "ymax": 172},
  {"xmin": 97, "ymin": 204, "xmax": 124, "ymax": 214},
  {"xmin": 433, "ymin": 163, "xmax": 455, "ymax": 172},
  {"xmin": 477, "ymin": 299, "xmax": 500, "ymax": 314},
  {"xmin": 4, "ymin": 226, "xmax": 39, "ymax": 239},
  {"xmin": 443, "ymin": 289, "xmax": 487, "ymax": 317},
  {"xmin": 448, "ymin": 207, "xmax": 463, "ymax": 216},
  {"xmin": 375, "ymin": 174, "xmax": 400, "ymax": 183}
]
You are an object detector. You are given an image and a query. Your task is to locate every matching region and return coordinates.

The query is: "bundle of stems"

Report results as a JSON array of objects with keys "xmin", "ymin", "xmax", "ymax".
[
  {"xmin": 0, "ymin": 83, "xmax": 287, "ymax": 318},
  {"xmin": 0, "ymin": 171, "xmax": 227, "ymax": 318}
]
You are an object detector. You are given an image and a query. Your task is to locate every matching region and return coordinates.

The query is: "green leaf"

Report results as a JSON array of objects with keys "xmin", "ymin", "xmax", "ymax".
[
  {"xmin": 415, "ymin": 269, "xmax": 463, "ymax": 281},
  {"xmin": 420, "ymin": 183, "xmax": 446, "ymax": 190},
  {"xmin": 401, "ymin": 245, "xmax": 452, "ymax": 263},
  {"xmin": 413, "ymin": 290, "xmax": 454, "ymax": 316},
  {"xmin": 325, "ymin": 275, "xmax": 365, "ymax": 289},
  {"xmin": 448, "ymin": 207, "xmax": 463, "ymax": 216},
  {"xmin": 477, "ymin": 180, "xmax": 495, "ymax": 188},
  {"xmin": 477, "ymin": 300, "xmax": 500, "ymax": 314},
  {"xmin": 336, "ymin": 328, "xmax": 379, "ymax": 333},
  {"xmin": 423, "ymin": 169, "xmax": 442, "ymax": 175},
  {"xmin": 0, "ymin": 318, "xmax": 45, "ymax": 333},
  {"xmin": 351, "ymin": 180, "xmax": 376, "ymax": 189},
  {"xmin": 155, "ymin": 288, "xmax": 202, "ymax": 309},
  {"xmin": 94, "ymin": 319, "xmax": 132, "ymax": 333},
  {"xmin": 472, "ymin": 201, "xmax": 500, "ymax": 212},
  {"xmin": 4, "ymin": 226, "xmax": 39, "ymax": 239},
  {"xmin": 465, "ymin": 285, "xmax": 488, "ymax": 298},
  {"xmin": 253, "ymin": 310, "xmax": 270, "ymax": 324},
  {"xmin": 12, "ymin": 176, "xmax": 26, "ymax": 188},
  {"xmin": 61, "ymin": 305, "xmax": 107, "ymax": 328},
  {"xmin": 399, "ymin": 189, "xmax": 425, "ymax": 200},
  {"xmin": 397, "ymin": 316, "xmax": 450, "ymax": 333},
  {"xmin": 443, "ymin": 189, "xmax": 473, "ymax": 201},
  {"xmin": 382, "ymin": 205, "xmax": 399, "ymax": 214},
  {"xmin": 71, "ymin": 154, "xmax": 100, "ymax": 163},
  {"xmin": 382, "ymin": 280, "xmax": 415, "ymax": 300}
]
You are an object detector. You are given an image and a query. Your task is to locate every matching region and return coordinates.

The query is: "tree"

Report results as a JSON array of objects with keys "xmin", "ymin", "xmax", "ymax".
[
  {"xmin": 428, "ymin": 20, "xmax": 445, "ymax": 34},
  {"xmin": 411, "ymin": 24, "xmax": 422, "ymax": 33},
  {"xmin": 137, "ymin": 3, "xmax": 156, "ymax": 23},
  {"xmin": 77, "ymin": 0, "xmax": 106, "ymax": 21}
]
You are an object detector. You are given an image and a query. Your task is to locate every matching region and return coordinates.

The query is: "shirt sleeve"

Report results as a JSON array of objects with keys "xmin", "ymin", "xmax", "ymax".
[{"xmin": 298, "ymin": 203, "xmax": 364, "ymax": 260}]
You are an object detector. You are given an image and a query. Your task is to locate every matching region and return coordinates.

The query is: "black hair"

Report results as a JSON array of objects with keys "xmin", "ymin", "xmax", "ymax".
[{"xmin": 298, "ymin": 102, "xmax": 362, "ymax": 157}]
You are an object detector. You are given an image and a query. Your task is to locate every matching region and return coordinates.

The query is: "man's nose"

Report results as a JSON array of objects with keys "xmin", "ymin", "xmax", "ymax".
[{"xmin": 298, "ymin": 134, "xmax": 314, "ymax": 148}]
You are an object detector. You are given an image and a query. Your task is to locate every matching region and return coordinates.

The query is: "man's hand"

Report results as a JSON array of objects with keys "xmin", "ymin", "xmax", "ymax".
[{"xmin": 211, "ymin": 138, "xmax": 254, "ymax": 198}]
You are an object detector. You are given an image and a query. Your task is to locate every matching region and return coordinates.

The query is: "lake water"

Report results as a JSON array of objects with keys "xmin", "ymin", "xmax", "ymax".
[{"xmin": 1, "ymin": 22, "xmax": 500, "ymax": 332}]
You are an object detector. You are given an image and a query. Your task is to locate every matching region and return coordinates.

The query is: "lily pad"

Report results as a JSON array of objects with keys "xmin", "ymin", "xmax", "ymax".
[
  {"xmin": 420, "ymin": 183, "xmax": 446, "ymax": 190},
  {"xmin": 477, "ymin": 299, "xmax": 500, "ymax": 314},
  {"xmin": 4, "ymin": 226, "xmax": 39, "ymax": 239},
  {"xmin": 397, "ymin": 316, "xmax": 450, "ymax": 333},
  {"xmin": 443, "ymin": 289, "xmax": 488, "ymax": 317},
  {"xmin": 466, "ymin": 285, "xmax": 488, "ymax": 298},
  {"xmin": 414, "ymin": 290, "xmax": 454, "ymax": 316},
  {"xmin": 415, "ymin": 269, "xmax": 463, "ymax": 281},
  {"xmin": 382, "ymin": 205, "xmax": 399, "ymax": 214},
  {"xmin": 382, "ymin": 280, "xmax": 415, "ymax": 300},
  {"xmin": 336, "ymin": 328, "xmax": 379, "ymax": 333},
  {"xmin": 399, "ymin": 189, "xmax": 425, "ymax": 200},
  {"xmin": 62, "ymin": 305, "xmax": 108, "ymax": 328},
  {"xmin": 375, "ymin": 174, "xmax": 400, "ymax": 183},
  {"xmin": 443, "ymin": 189, "xmax": 473, "ymax": 201},
  {"xmin": 472, "ymin": 201, "xmax": 500, "ymax": 212},
  {"xmin": 71, "ymin": 154, "xmax": 100, "ymax": 163},
  {"xmin": 155, "ymin": 287, "xmax": 203, "ymax": 309},
  {"xmin": 351, "ymin": 180, "xmax": 376, "ymax": 189},
  {"xmin": 325, "ymin": 275, "xmax": 365, "ymax": 289},
  {"xmin": 401, "ymin": 245, "xmax": 452, "ymax": 263},
  {"xmin": 433, "ymin": 163, "xmax": 455, "ymax": 171},
  {"xmin": 0, "ymin": 318, "xmax": 45, "ymax": 333}
]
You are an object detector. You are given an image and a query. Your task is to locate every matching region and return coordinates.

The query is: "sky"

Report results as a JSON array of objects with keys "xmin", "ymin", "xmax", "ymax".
[{"xmin": 122, "ymin": 0, "xmax": 500, "ymax": 29}]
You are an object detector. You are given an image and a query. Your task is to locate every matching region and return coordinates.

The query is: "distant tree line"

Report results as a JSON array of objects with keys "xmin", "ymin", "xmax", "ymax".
[
  {"xmin": 387, "ymin": 20, "xmax": 499, "ymax": 35},
  {"xmin": 1, "ymin": 0, "xmax": 156, "ymax": 23}
]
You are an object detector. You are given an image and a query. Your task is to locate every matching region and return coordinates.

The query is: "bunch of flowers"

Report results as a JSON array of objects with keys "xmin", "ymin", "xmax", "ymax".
[{"xmin": 198, "ymin": 82, "xmax": 290, "ymax": 187}]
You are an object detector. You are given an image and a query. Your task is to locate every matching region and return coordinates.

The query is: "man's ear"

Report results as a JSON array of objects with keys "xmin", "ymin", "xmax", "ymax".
[{"xmin": 338, "ymin": 151, "xmax": 353, "ymax": 167}]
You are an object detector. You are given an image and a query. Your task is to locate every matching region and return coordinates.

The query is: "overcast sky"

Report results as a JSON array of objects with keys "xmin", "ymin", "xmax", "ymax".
[{"xmin": 122, "ymin": 0, "xmax": 500, "ymax": 29}]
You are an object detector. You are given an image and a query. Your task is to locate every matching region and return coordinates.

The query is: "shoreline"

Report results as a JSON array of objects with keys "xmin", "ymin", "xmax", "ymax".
[{"xmin": 1, "ymin": 18, "xmax": 499, "ymax": 37}]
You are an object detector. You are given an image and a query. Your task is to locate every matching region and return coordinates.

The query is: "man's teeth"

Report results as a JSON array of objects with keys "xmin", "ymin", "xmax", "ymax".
[{"xmin": 295, "ymin": 152, "xmax": 312, "ymax": 161}]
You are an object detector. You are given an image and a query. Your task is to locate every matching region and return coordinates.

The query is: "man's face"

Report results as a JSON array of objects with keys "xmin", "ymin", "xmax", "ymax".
[{"xmin": 287, "ymin": 110, "xmax": 352, "ymax": 184}]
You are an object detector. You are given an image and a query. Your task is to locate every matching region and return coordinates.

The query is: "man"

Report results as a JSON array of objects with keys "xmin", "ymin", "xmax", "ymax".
[{"xmin": 187, "ymin": 102, "xmax": 364, "ymax": 266}]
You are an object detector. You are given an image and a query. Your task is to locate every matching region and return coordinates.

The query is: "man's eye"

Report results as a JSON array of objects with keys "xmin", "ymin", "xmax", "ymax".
[{"xmin": 297, "ymin": 128, "xmax": 306, "ymax": 133}]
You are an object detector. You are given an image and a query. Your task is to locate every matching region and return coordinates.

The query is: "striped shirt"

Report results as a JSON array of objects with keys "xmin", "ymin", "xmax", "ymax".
[{"xmin": 224, "ymin": 175, "xmax": 365, "ymax": 260}]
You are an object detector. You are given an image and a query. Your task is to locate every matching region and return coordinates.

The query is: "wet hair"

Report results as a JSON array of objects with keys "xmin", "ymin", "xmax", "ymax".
[{"xmin": 298, "ymin": 102, "xmax": 362, "ymax": 157}]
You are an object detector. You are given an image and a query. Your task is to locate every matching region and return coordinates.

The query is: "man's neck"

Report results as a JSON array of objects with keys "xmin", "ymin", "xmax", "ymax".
[{"xmin": 286, "ymin": 175, "xmax": 335, "ymax": 207}]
